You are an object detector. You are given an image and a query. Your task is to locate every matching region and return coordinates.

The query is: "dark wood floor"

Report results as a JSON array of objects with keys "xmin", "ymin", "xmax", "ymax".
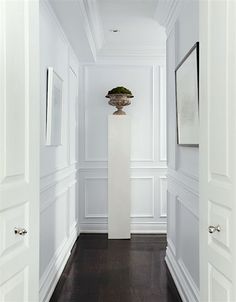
[{"xmin": 50, "ymin": 234, "xmax": 182, "ymax": 302}]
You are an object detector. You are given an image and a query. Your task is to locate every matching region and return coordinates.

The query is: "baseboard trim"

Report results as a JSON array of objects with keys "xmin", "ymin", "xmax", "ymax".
[
  {"xmin": 39, "ymin": 224, "xmax": 80, "ymax": 302},
  {"xmin": 79, "ymin": 222, "xmax": 167, "ymax": 234},
  {"xmin": 165, "ymin": 246, "xmax": 199, "ymax": 302}
]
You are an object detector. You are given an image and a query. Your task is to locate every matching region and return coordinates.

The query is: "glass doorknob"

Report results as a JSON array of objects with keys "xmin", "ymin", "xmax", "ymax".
[
  {"xmin": 14, "ymin": 227, "xmax": 27, "ymax": 236},
  {"xmin": 208, "ymin": 225, "xmax": 221, "ymax": 234}
]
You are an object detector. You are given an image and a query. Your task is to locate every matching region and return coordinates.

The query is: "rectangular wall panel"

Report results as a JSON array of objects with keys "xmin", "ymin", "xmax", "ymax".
[
  {"xmin": 85, "ymin": 177, "xmax": 108, "ymax": 218},
  {"xmin": 130, "ymin": 177, "xmax": 154, "ymax": 218},
  {"xmin": 160, "ymin": 176, "xmax": 167, "ymax": 218}
]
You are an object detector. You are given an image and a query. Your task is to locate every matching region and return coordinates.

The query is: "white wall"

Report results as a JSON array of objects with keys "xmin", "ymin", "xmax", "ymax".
[
  {"xmin": 79, "ymin": 62, "xmax": 167, "ymax": 233},
  {"xmin": 39, "ymin": 2, "xmax": 79, "ymax": 301},
  {"xmin": 165, "ymin": 1, "xmax": 199, "ymax": 302}
]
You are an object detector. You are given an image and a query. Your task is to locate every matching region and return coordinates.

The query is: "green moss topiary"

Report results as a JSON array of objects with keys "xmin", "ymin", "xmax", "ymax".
[{"xmin": 107, "ymin": 86, "xmax": 132, "ymax": 95}]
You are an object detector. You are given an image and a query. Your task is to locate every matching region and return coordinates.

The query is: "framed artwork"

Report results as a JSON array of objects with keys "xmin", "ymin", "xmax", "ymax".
[
  {"xmin": 175, "ymin": 42, "xmax": 199, "ymax": 147},
  {"xmin": 46, "ymin": 67, "xmax": 63, "ymax": 146}
]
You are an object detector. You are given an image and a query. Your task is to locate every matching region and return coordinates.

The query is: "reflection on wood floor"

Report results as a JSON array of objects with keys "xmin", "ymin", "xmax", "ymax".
[{"xmin": 50, "ymin": 234, "xmax": 182, "ymax": 302}]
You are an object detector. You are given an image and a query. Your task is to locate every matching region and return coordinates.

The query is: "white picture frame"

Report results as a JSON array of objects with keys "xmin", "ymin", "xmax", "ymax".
[
  {"xmin": 46, "ymin": 67, "xmax": 63, "ymax": 146},
  {"xmin": 175, "ymin": 42, "xmax": 199, "ymax": 147}
]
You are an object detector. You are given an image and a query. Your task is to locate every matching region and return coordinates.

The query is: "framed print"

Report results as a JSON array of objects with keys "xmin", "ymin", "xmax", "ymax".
[
  {"xmin": 46, "ymin": 67, "xmax": 63, "ymax": 146},
  {"xmin": 175, "ymin": 42, "xmax": 199, "ymax": 146}
]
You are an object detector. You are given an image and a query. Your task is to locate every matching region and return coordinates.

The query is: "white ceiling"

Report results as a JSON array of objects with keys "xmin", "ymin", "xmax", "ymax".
[
  {"xmin": 96, "ymin": 0, "xmax": 166, "ymax": 56},
  {"xmin": 49, "ymin": 0, "xmax": 169, "ymax": 62}
]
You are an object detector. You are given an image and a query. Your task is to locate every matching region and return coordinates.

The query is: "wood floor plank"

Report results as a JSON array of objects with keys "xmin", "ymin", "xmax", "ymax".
[{"xmin": 50, "ymin": 234, "xmax": 182, "ymax": 302}]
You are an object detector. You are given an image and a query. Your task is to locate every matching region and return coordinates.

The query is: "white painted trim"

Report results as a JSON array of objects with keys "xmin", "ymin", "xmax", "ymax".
[
  {"xmin": 159, "ymin": 175, "xmax": 167, "ymax": 218},
  {"xmin": 97, "ymin": 48, "xmax": 166, "ymax": 60},
  {"xmin": 75, "ymin": 0, "xmax": 167, "ymax": 60},
  {"xmin": 83, "ymin": 176, "xmax": 156, "ymax": 219},
  {"xmin": 168, "ymin": 168, "xmax": 199, "ymax": 197},
  {"xmin": 77, "ymin": 0, "xmax": 97, "ymax": 60},
  {"xmin": 178, "ymin": 168, "xmax": 199, "ymax": 182},
  {"xmin": 40, "ymin": 0, "xmax": 79, "ymax": 59},
  {"xmin": 40, "ymin": 179, "xmax": 77, "ymax": 213},
  {"xmin": 40, "ymin": 186, "xmax": 67, "ymax": 213},
  {"xmin": 130, "ymin": 176, "xmax": 155, "ymax": 218},
  {"xmin": 153, "ymin": 0, "xmax": 176, "ymax": 26},
  {"xmin": 159, "ymin": 65, "xmax": 167, "ymax": 162},
  {"xmin": 40, "ymin": 165, "xmax": 77, "ymax": 193},
  {"xmin": 168, "ymin": 180, "xmax": 199, "ymax": 219},
  {"xmin": 39, "ymin": 224, "xmax": 80, "ymax": 302},
  {"xmin": 154, "ymin": 0, "xmax": 183, "ymax": 37},
  {"xmin": 80, "ymin": 61, "xmax": 166, "ymax": 67},
  {"xmin": 69, "ymin": 47, "xmax": 79, "ymax": 77},
  {"xmin": 78, "ymin": 166, "xmax": 168, "ymax": 171},
  {"xmin": 40, "ymin": 163, "xmax": 78, "ymax": 181},
  {"xmin": 79, "ymin": 222, "xmax": 167, "ymax": 234},
  {"xmin": 82, "ymin": 0, "xmax": 104, "ymax": 51},
  {"xmin": 84, "ymin": 176, "xmax": 107, "ymax": 219},
  {"xmin": 178, "ymin": 258, "xmax": 200, "ymax": 301},
  {"xmin": 165, "ymin": 246, "xmax": 199, "ymax": 302},
  {"xmin": 167, "ymin": 237, "xmax": 176, "ymax": 257}
]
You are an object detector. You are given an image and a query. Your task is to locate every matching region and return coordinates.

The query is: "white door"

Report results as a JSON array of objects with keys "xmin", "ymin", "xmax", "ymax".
[
  {"xmin": 0, "ymin": 1, "xmax": 40, "ymax": 301},
  {"xmin": 200, "ymin": 0, "xmax": 236, "ymax": 301}
]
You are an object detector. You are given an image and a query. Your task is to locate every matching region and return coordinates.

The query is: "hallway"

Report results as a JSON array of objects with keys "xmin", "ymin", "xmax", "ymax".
[
  {"xmin": 2, "ymin": 1, "xmax": 235, "ymax": 301},
  {"xmin": 50, "ymin": 235, "xmax": 181, "ymax": 302}
]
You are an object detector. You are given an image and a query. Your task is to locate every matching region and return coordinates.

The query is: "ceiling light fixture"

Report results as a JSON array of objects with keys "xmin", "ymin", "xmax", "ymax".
[{"xmin": 110, "ymin": 29, "xmax": 120, "ymax": 33}]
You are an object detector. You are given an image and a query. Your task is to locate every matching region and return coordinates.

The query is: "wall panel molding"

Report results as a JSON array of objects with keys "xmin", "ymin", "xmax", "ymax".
[
  {"xmin": 165, "ymin": 0, "xmax": 199, "ymax": 299},
  {"xmin": 78, "ymin": 165, "xmax": 168, "ymax": 171},
  {"xmin": 160, "ymin": 176, "xmax": 167, "ymax": 218},
  {"xmin": 79, "ymin": 222, "xmax": 166, "ymax": 234},
  {"xmin": 166, "ymin": 246, "xmax": 199, "ymax": 302},
  {"xmin": 168, "ymin": 182, "xmax": 198, "ymax": 219},
  {"xmin": 81, "ymin": 64, "xmax": 166, "ymax": 166},
  {"xmin": 168, "ymin": 168, "xmax": 199, "ymax": 197},
  {"xmin": 40, "ymin": 165, "xmax": 78, "ymax": 193},
  {"xmin": 39, "ymin": 223, "xmax": 79, "ymax": 302},
  {"xmin": 130, "ymin": 176, "xmax": 155, "ymax": 218},
  {"xmin": 82, "ymin": 176, "xmax": 158, "ymax": 220},
  {"xmin": 167, "ymin": 166, "xmax": 199, "ymax": 302},
  {"xmin": 178, "ymin": 168, "xmax": 198, "ymax": 182},
  {"xmin": 84, "ymin": 176, "xmax": 107, "ymax": 218},
  {"xmin": 79, "ymin": 63, "xmax": 167, "ymax": 234},
  {"xmin": 159, "ymin": 65, "xmax": 167, "ymax": 163},
  {"xmin": 40, "ymin": 4, "xmax": 79, "ymax": 302},
  {"xmin": 178, "ymin": 258, "xmax": 199, "ymax": 301},
  {"xmin": 83, "ymin": 66, "xmax": 155, "ymax": 162}
]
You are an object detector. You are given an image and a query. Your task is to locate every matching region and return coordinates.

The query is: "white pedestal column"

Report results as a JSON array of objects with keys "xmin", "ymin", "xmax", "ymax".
[{"xmin": 108, "ymin": 115, "xmax": 131, "ymax": 239}]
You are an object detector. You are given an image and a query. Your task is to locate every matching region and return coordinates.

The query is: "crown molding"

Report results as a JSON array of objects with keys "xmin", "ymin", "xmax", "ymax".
[
  {"xmin": 97, "ymin": 47, "xmax": 166, "ymax": 61},
  {"xmin": 82, "ymin": 0, "xmax": 104, "ymax": 51},
  {"xmin": 48, "ymin": 0, "xmax": 97, "ymax": 61},
  {"xmin": 77, "ymin": 0, "xmax": 97, "ymax": 60},
  {"xmin": 49, "ymin": 0, "xmax": 167, "ymax": 62},
  {"xmin": 154, "ymin": 0, "xmax": 183, "ymax": 36},
  {"xmin": 82, "ymin": 0, "xmax": 167, "ymax": 61}
]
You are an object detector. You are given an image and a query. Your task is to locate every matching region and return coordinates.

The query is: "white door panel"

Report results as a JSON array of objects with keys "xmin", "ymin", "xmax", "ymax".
[
  {"xmin": 0, "ymin": 1, "xmax": 39, "ymax": 301},
  {"xmin": 200, "ymin": 0, "xmax": 236, "ymax": 301},
  {"xmin": 209, "ymin": 265, "xmax": 232, "ymax": 302}
]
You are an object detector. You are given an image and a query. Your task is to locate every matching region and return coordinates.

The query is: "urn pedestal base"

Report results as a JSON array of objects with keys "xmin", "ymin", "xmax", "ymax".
[{"xmin": 108, "ymin": 115, "xmax": 131, "ymax": 239}]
